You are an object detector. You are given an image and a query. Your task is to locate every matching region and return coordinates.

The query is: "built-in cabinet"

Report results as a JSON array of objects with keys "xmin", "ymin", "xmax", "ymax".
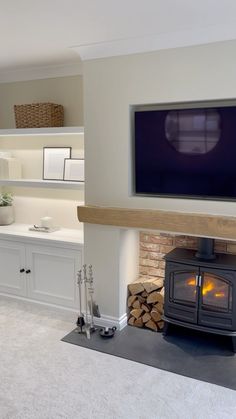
[{"xmin": 0, "ymin": 236, "xmax": 83, "ymax": 309}]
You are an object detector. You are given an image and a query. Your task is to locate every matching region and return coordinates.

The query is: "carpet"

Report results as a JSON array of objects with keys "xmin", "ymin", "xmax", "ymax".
[{"xmin": 62, "ymin": 324, "xmax": 236, "ymax": 391}]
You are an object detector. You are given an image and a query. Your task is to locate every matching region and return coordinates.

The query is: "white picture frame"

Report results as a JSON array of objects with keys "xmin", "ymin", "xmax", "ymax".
[
  {"xmin": 63, "ymin": 158, "xmax": 84, "ymax": 182},
  {"xmin": 43, "ymin": 147, "xmax": 71, "ymax": 180}
]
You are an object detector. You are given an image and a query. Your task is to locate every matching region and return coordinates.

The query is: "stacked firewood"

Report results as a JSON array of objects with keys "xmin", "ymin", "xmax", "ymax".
[{"xmin": 127, "ymin": 278, "xmax": 164, "ymax": 332}]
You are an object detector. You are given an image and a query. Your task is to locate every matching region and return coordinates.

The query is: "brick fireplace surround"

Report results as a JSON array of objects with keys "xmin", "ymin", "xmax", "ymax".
[{"xmin": 139, "ymin": 232, "xmax": 236, "ymax": 282}]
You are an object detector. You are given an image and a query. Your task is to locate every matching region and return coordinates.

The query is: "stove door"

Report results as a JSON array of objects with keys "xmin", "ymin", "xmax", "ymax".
[
  {"xmin": 198, "ymin": 268, "xmax": 235, "ymax": 330},
  {"xmin": 164, "ymin": 262, "xmax": 199, "ymax": 324}
]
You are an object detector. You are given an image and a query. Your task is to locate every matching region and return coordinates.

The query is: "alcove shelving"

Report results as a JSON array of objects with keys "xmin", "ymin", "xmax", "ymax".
[{"xmin": 0, "ymin": 126, "xmax": 85, "ymax": 234}]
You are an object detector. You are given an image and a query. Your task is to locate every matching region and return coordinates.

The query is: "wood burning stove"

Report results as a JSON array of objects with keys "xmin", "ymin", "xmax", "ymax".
[{"xmin": 163, "ymin": 238, "xmax": 236, "ymax": 352}]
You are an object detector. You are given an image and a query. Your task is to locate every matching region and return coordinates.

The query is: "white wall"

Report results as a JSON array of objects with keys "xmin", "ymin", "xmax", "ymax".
[{"xmin": 83, "ymin": 40, "xmax": 236, "ymax": 322}]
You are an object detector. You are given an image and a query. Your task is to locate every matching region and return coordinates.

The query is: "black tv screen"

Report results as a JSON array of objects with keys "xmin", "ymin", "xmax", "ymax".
[{"xmin": 134, "ymin": 103, "xmax": 236, "ymax": 200}]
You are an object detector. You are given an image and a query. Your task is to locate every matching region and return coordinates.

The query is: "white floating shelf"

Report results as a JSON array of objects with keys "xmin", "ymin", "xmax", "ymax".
[
  {"xmin": 0, "ymin": 126, "xmax": 84, "ymax": 137},
  {"xmin": 0, "ymin": 179, "xmax": 84, "ymax": 189}
]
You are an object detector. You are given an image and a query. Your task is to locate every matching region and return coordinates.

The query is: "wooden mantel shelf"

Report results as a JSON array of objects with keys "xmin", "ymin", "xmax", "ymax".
[{"xmin": 77, "ymin": 205, "xmax": 236, "ymax": 240}]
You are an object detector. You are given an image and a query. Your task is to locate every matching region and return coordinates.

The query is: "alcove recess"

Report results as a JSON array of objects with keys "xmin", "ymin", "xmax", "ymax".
[{"xmin": 0, "ymin": 75, "xmax": 84, "ymax": 231}]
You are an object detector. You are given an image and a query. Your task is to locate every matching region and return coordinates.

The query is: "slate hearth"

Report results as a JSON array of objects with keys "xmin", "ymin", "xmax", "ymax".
[{"xmin": 62, "ymin": 324, "xmax": 236, "ymax": 390}]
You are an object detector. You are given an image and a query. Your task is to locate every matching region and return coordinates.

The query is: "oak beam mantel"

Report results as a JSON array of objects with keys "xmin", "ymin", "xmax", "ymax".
[{"xmin": 77, "ymin": 205, "xmax": 236, "ymax": 240}]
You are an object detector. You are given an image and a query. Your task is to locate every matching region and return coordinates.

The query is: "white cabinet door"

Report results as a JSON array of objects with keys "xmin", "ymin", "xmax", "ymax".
[
  {"xmin": 26, "ymin": 244, "xmax": 82, "ymax": 309},
  {"xmin": 0, "ymin": 240, "xmax": 26, "ymax": 296}
]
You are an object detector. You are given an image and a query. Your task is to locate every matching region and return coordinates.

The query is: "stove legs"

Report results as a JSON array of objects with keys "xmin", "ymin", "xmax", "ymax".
[
  {"xmin": 232, "ymin": 337, "xmax": 236, "ymax": 353},
  {"xmin": 163, "ymin": 321, "xmax": 169, "ymax": 336}
]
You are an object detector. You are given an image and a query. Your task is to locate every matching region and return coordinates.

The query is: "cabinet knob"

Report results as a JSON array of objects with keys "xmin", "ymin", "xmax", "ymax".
[
  {"xmin": 20, "ymin": 268, "xmax": 25, "ymax": 273},
  {"xmin": 26, "ymin": 269, "xmax": 31, "ymax": 274}
]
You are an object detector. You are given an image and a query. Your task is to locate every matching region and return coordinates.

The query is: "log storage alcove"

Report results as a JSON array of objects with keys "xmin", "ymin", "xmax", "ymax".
[{"xmin": 127, "ymin": 277, "xmax": 164, "ymax": 331}]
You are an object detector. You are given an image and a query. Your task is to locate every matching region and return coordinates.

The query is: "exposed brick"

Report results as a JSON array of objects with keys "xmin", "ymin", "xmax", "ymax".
[
  {"xmin": 226, "ymin": 243, "xmax": 236, "ymax": 254},
  {"xmin": 214, "ymin": 241, "xmax": 227, "ymax": 253},
  {"xmin": 159, "ymin": 260, "xmax": 166, "ymax": 269},
  {"xmin": 174, "ymin": 236, "xmax": 198, "ymax": 249},
  {"xmin": 140, "ymin": 266, "xmax": 165, "ymax": 277},
  {"xmin": 139, "ymin": 250, "xmax": 149, "ymax": 258},
  {"xmin": 140, "ymin": 242, "xmax": 160, "ymax": 252},
  {"xmin": 140, "ymin": 233, "xmax": 152, "ymax": 243},
  {"xmin": 149, "ymin": 252, "xmax": 165, "ymax": 261},
  {"xmin": 160, "ymin": 233, "xmax": 173, "ymax": 237},
  {"xmin": 140, "ymin": 233, "xmax": 173, "ymax": 245},
  {"xmin": 160, "ymin": 245, "xmax": 175, "ymax": 254},
  {"xmin": 139, "ymin": 258, "xmax": 160, "ymax": 268}
]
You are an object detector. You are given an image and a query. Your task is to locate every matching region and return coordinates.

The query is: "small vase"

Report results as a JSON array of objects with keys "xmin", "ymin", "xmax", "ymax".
[{"xmin": 0, "ymin": 206, "xmax": 14, "ymax": 225}]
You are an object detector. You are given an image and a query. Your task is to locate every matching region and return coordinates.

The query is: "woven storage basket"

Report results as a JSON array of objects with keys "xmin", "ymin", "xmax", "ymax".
[{"xmin": 14, "ymin": 103, "xmax": 64, "ymax": 128}]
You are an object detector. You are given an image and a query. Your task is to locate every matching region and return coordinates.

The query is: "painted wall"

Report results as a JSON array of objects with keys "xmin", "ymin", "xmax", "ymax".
[
  {"xmin": 84, "ymin": 40, "xmax": 236, "ymax": 216},
  {"xmin": 83, "ymin": 40, "xmax": 236, "ymax": 321},
  {"xmin": 0, "ymin": 75, "xmax": 83, "ymax": 128}
]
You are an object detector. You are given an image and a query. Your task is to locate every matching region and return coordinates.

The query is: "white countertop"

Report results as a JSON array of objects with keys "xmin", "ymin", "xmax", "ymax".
[{"xmin": 0, "ymin": 223, "xmax": 84, "ymax": 246}]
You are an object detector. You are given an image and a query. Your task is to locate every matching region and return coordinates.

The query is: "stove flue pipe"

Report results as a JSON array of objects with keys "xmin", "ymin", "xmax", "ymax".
[{"xmin": 195, "ymin": 237, "xmax": 216, "ymax": 261}]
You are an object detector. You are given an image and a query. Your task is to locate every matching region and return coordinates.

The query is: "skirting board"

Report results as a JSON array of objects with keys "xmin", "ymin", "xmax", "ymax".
[
  {"xmin": 0, "ymin": 292, "xmax": 128, "ymax": 330},
  {"xmin": 90, "ymin": 313, "xmax": 128, "ymax": 331}
]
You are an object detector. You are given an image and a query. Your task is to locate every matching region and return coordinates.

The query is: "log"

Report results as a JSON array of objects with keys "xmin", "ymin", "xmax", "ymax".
[
  {"xmin": 141, "ymin": 291, "xmax": 148, "ymax": 298},
  {"xmin": 128, "ymin": 316, "xmax": 135, "ymax": 326},
  {"xmin": 128, "ymin": 295, "xmax": 137, "ymax": 308},
  {"xmin": 143, "ymin": 278, "xmax": 164, "ymax": 294},
  {"xmin": 130, "ymin": 308, "xmax": 143, "ymax": 319},
  {"xmin": 157, "ymin": 320, "xmax": 164, "ymax": 330},
  {"xmin": 153, "ymin": 302, "xmax": 164, "ymax": 314},
  {"xmin": 141, "ymin": 303, "xmax": 151, "ymax": 313},
  {"xmin": 132, "ymin": 300, "xmax": 141, "ymax": 309},
  {"xmin": 145, "ymin": 319, "xmax": 158, "ymax": 331},
  {"xmin": 128, "ymin": 282, "xmax": 144, "ymax": 295},
  {"xmin": 160, "ymin": 287, "xmax": 165, "ymax": 298},
  {"xmin": 134, "ymin": 318, "xmax": 143, "ymax": 328},
  {"xmin": 142, "ymin": 312, "xmax": 151, "ymax": 323},
  {"xmin": 147, "ymin": 290, "xmax": 162, "ymax": 304},
  {"xmin": 150, "ymin": 310, "xmax": 162, "ymax": 323},
  {"xmin": 137, "ymin": 295, "xmax": 146, "ymax": 304}
]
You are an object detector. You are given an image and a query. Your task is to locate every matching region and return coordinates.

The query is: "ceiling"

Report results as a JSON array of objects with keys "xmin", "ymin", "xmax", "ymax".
[{"xmin": 1, "ymin": 0, "xmax": 236, "ymax": 79}]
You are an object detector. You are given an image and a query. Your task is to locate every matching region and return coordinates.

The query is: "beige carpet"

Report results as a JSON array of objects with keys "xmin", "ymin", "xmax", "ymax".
[{"xmin": 0, "ymin": 295, "xmax": 236, "ymax": 419}]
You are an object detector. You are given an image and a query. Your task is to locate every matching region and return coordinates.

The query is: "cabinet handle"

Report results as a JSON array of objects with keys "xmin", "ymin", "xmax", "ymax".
[
  {"xmin": 20, "ymin": 268, "xmax": 25, "ymax": 273},
  {"xmin": 25, "ymin": 269, "xmax": 31, "ymax": 274}
]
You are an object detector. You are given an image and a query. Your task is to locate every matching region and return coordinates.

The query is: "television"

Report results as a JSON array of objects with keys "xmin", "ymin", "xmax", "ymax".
[{"xmin": 133, "ymin": 101, "xmax": 236, "ymax": 200}]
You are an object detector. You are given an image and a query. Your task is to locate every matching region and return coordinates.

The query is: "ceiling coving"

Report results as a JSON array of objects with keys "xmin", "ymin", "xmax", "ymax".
[{"xmin": 1, "ymin": 0, "xmax": 236, "ymax": 78}]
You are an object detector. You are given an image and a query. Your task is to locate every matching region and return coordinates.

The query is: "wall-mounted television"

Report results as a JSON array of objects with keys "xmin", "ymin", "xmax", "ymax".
[{"xmin": 133, "ymin": 101, "xmax": 236, "ymax": 200}]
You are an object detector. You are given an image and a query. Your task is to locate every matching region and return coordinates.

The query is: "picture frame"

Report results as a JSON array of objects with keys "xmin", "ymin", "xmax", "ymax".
[
  {"xmin": 63, "ymin": 158, "xmax": 84, "ymax": 182},
  {"xmin": 43, "ymin": 147, "xmax": 71, "ymax": 180}
]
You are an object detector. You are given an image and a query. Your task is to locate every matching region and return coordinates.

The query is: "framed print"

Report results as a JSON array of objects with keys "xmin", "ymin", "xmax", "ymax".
[
  {"xmin": 43, "ymin": 147, "xmax": 71, "ymax": 180},
  {"xmin": 63, "ymin": 158, "xmax": 84, "ymax": 182}
]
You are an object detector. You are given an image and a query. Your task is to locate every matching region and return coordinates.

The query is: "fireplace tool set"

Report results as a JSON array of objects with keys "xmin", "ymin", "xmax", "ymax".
[
  {"xmin": 76, "ymin": 264, "xmax": 116, "ymax": 339},
  {"xmin": 76, "ymin": 264, "xmax": 97, "ymax": 339}
]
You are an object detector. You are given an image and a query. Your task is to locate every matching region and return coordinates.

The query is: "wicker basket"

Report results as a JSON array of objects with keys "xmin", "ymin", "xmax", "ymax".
[{"xmin": 14, "ymin": 103, "xmax": 64, "ymax": 128}]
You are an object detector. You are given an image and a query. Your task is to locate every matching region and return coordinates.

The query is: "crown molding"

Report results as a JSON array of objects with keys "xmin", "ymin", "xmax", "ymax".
[
  {"xmin": 72, "ymin": 22, "xmax": 236, "ymax": 61},
  {"xmin": 0, "ymin": 61, "xmax": 83, "ymax": 84}
]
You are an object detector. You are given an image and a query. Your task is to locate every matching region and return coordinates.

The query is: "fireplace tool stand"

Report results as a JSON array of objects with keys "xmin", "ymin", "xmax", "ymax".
[{"xmin": 76, "ymin": 264, "xmax": 97, "ymax": 339}]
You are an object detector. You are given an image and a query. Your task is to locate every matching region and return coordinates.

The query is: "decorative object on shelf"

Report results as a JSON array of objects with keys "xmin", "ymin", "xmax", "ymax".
[
  {"xmin": 0, "ymin": 192, "xmax": 14, "ymax": 225},
  {"xmin": 76, "ymin": 264, "xmax": 98, "ymax": 339},
  {"xmin": 0, "ymin": 156, "xmax": 22, "ymax": 179},
  {"xmin": 43, "ymin": 147, "xmax": 71, "ymax": 180},
  {"xmin": 40, "ymin": 216, "xmax": 53, "ymax": 229},
  {"xmin": 28, "ymin": 225, "xmax": 60, "ymax": 233},
  {"xmin": 14, "ymin": 103, "xmax": 64, "ymax": 128},
  {"xmin": 63, "ymin": 158, "xmax": 84, "ymax": 182}
]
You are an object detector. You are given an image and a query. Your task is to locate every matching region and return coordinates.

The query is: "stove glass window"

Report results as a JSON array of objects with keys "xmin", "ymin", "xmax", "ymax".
[
  {"xmin": 201, "ymin": 273, "xmax": 232, "ymax": 312},
  {"xmin": 170, "ymin": 271, "xmax": 197, "ymax": 304}
]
